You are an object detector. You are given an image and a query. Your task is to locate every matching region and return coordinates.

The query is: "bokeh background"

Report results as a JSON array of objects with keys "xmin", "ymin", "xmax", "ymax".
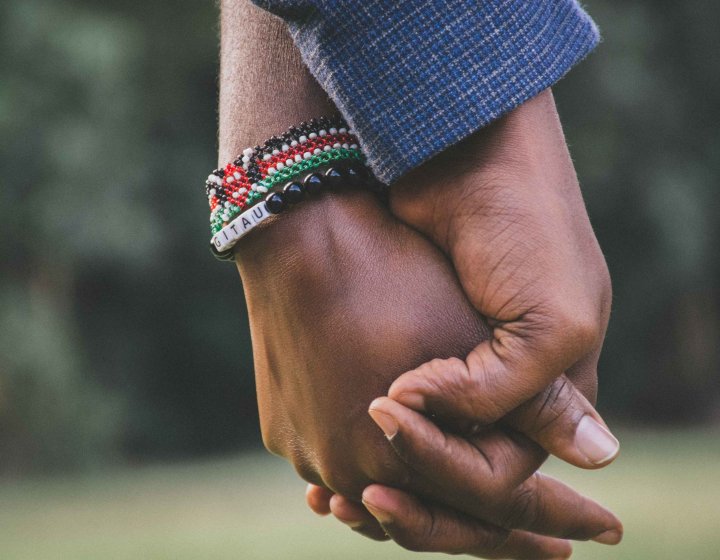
[{"xmin": 1, "ymin": 1, "xmax": 718, "ymax": 558}]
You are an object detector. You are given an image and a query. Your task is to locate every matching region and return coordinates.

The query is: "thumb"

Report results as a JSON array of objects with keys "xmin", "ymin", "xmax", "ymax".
[
  {"xmin": 388, "ymin": 302, "xmax": 602, "ymax": 427},
  {"xmin": 389, "ymin": 360, "xmax": 619, "ymax": 469},
  {"xmin": 504, "ymin": 375, "xmax": 620, "ymax": 468}
]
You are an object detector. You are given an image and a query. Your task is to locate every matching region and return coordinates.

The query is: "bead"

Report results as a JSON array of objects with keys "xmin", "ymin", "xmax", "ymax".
[
  {"xmin": 346, "ymin": 163, "xmax": 367, "ymax": 186},
  {"xmin": 324, "ymin": 167, "xmax": 346, "ymax": 188},
  {"xmin": 265, "ymin": 191, "xmax": 286, "ymax": 214},
  {"xmin": 205, "ymin": 117, "xmax": 363, "ymax": 252},
  {"xmin": 304, "ymin": 172, "xmax": 324, "ymax": 195},
  {"xmin": 283, "ymin": 181, "xmax": 305, "ymax": 203}
]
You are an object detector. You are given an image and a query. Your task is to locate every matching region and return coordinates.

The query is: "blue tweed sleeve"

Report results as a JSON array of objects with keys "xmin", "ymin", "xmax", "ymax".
[{"xmin": 252, "ymin": 0, "xmax": 600, "ymax": 184}]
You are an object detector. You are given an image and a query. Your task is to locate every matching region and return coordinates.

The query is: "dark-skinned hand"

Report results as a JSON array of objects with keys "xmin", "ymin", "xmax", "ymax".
[
  {"xmin": 236, "ymin": 189, "xmax": 620, "ymax": 560},
  {"xmin": 221, "ymin": 3, "xmax": 621, "ymax": 558},
  {"xmin": 305, "ymin": 90, "xmax": 621, "ymax": 555}
]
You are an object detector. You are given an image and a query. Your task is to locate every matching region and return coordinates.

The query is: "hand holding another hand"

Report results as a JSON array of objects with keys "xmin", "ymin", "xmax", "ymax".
[
  {"xmin": 237, "ymin": 185, "xmax": 620, "ymax": 559},
  {"xmin": 303, "ymin": 90, "xmax": 621, "ymax": 557},
  {"xmin": 219, "ymin": 6, "xmax": 620, "ymax": 556}
]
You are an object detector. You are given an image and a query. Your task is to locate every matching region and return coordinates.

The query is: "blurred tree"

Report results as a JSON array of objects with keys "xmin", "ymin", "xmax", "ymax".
[{"xmin": 0, "ymin": 0, "xmax": 717, "ymax": 474}]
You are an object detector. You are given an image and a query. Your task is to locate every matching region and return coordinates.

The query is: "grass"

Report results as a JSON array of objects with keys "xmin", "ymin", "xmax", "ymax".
[{"xmin": 0, "ymin": 429, "xmax": 718, "ymax": 560}]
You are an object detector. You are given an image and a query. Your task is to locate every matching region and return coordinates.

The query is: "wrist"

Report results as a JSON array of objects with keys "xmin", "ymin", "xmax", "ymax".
[
  {"xmin": 235, "ymin": 190, "xmax": 391, "ymax": 290},
  {"xmin": 388, "ymin": 88, "xmax": 571, "ymax": 252},
  {"xmin": 219, "ymin": 1, "xmax": 336, "ymax": 164}
]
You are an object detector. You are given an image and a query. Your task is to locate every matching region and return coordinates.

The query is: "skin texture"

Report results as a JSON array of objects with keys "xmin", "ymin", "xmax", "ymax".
[{"xmin": 220, "ymin": 1, "xmax": 621, "ymax": 557}]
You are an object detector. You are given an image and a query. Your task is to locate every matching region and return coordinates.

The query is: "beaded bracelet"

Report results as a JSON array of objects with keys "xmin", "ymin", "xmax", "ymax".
[{"xmin": 205, "ymin": 117, "xmax": 383, "ymax": 260}]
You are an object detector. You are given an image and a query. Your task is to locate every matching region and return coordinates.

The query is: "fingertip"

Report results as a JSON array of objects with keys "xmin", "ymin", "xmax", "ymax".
[
  {"xmin": 592, "ymin": 527, "xmax": 623, "ymax": 545},
  {"xmin": 361, "ymin": 484, "xmax": 389, "ymax": 510},
  {"xmin": 328, "ymin": 494, "xmax": 366, "ymax": 525},
  {"xmin": 305, "ymin": 484, "xmax": 333, "ymax": 516},
  {"xmin": 368, "ymin": 397, "xmax": 401, "ymax": 439},
  {"xmin": 368, "ymin": 396, "xmax": 394, "ymax": 413},
  {"xmin": 575, "ymin": 415, "xmax": 620, "ymax": 467},
  {"xmin": 387, "ymin": 375, "xmax": 428, "ymax": 411},
  {"xmin": 361, "ymin": 484, "xmax": 405, "ymax": 523}
]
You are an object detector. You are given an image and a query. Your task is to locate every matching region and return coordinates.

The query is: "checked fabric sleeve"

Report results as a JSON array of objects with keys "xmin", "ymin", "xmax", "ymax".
[{"xmin": 251, "ymin": 0, "xmax": 600, "ymax": 184}]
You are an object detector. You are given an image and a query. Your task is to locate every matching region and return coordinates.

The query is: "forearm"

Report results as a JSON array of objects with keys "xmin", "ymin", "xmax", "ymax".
[{"xmin": 219, "ymin": 0, "xmax": 335, "ymax": 164}]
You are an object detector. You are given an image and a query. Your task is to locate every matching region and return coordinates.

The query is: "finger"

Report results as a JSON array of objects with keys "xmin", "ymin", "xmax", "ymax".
[
  {"xmin": 329, "ymin": 494, "xmax": 390, "ymax": 541},
  {"xmin": 362, "ymin": 484, "xmax": 573, "ymax": 559},
  {"xmin": 503, "ymin": 374, "xmax": 620, "ymax": 468},
  {"xmin": 387, "ymin": 309, "xmax": 596, "ymax": 426},
  {"xmin": 305, "ymin": 484, "xmax": 333, "ymax": 516},
  {"xmin": 369, "ymin": 397, "xmax": 623, "ymax": 543},
  {"xmin": 388, "ymin": 357, "xmax": 620, "ymax": 469}
]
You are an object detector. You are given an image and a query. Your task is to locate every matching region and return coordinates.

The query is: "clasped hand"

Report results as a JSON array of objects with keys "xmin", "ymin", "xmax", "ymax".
[{"xmin": 236, "ymin": 90, "xmax": 621, "ymax": 559}]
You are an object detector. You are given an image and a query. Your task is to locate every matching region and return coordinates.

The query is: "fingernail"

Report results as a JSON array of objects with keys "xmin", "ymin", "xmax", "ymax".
[
  {"xmin": 362, "ymin": 499, "xmax": 394, "ymax": 525},
  {"xmin": 395, "ymin": 392, "xmax": 426, "ymax": 411},
  {"xmin": 592, "ymin": 528, "xmax": 623, "ymax": 545},
  {"xmin": 368, "ymin": 407, "xmax": 398, "ymax": 440},
  {"xmin": 575, "ymin": 415, "xmax": 620, "ymax": 465}
]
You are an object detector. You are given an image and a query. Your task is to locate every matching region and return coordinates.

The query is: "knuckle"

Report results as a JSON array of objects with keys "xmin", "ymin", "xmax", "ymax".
[
  {"xmin": 388, "ymin": 508, "xmax": 437, "ymax": 553},
  {"xmin": 552, "ymin": 303, "xmax": 602, "ymax": 350},
  {"xmin": 421, "ymin": 357, "xmax": 469, "ymax": 386},
  {"xmin": 499, "ymin": 480, "xmax": 541, "ymax": 529},
  {"xmin": 291, "ymin": 455, "xmax": 323, "ymax": 487},
  {"xmin": 363, "ymin": 454, "xmax": 412, "ymax": 488},
  {"xmin": 476, "ymin": 526, "xmax": 512, "ymax": 556},
  {"xmin": 528, "ymin": 377, "xmax": 577, "ymax": 437},
  {"xmin": 320, "ymin": 469, "xmax": 363, "ymax": 498},
  {"xmin": 392, "ymin": 526, "xmax": 429, "ymax": 553}
]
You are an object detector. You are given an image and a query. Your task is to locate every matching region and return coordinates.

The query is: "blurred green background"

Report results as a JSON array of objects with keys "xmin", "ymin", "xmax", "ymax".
[{"xmin": 0, "ymin": 0, "xmax": 718, "ymax": 558}]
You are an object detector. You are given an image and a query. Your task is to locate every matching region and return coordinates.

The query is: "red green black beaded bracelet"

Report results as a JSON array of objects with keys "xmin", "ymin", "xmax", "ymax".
[{"xmin": 205, "ymin": 117, "xmax": 383, "ymax": 261}]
